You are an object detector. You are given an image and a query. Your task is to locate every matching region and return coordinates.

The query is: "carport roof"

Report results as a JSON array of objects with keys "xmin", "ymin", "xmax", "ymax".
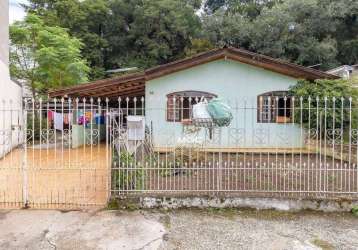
[{"xmin": 49, "ymin": 47, "xmax": 338, "ymax": 98}]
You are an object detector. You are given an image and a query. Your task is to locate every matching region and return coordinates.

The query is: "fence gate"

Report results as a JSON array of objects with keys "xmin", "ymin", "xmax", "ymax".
[
  {"xmin": 0, "ymin": 99, "xmax": 111, "ymax": 209},
  {"xmin": 0, "ymin": 101, "xmax": 24, "ymax": 208}
]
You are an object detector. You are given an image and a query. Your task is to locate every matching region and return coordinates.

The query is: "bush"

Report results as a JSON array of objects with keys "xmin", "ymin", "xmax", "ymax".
[
  {"xmin": 26, "ymin": 113, "xmax": 48, "ymax": 141},
  {"xmin": 289, "ymin": 79, "xmax": 358, "ymax": 131},
  {"xmin": 111, "ymin": 150, "xmax": 145, "ymax": 191},
  {"xmin": 352, "ymin": 206, "xmax": 358, "ymax": 217}
]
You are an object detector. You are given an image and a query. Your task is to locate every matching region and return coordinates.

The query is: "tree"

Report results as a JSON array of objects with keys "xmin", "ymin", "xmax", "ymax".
[
  {"xmin": 126, "ymin": 0, "xmax": 201, "ymax": 68},
  {"xmin": 25, "ymin": 0, "xmax": 201, "ymax": 78},
  {"xmin": 185, "ymin": 38, "xmax": 215, "ymax": 57},
  {"xmin": 25, "ymin": 0, "xmax": 110, "ymax": 79},
  {"xmin": 202, "ymin": 0, "xmax": 358, "ymax": 70},
  {"xmin": 289, "ymin": 79, "xmax": 358, "ymax": 131},
  {"xmin": 204, "ymin": 0, "xmax": 281, "ymax": 18},
  {"xmin": 10, "ymin": 14, "xmax": 89, "ymax": 96}
]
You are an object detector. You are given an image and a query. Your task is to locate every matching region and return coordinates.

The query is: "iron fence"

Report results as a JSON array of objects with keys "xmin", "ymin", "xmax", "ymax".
[{"xmin": 0, "ymin": 95, "xmax": 358, "ymax": 209}]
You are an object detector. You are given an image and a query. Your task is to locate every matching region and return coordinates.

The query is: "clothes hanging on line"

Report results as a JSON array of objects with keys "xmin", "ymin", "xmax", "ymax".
[
  {"xmin": 54, "ymin": 112, "xmax": 63, "ymax": 130},
  {"xmin": 47, "ymin": 110, "xmax": 54, "ymax": 123},
  {"xmin": 63, "ymin": 113, "xmax": 72, "ymax": 125},
  {"xmin": 47, "ymin": 110, "xmax": 72, "ymax": 130}
]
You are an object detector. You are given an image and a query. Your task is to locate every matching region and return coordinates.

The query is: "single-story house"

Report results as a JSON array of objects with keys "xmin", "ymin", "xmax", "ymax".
[
  {"xmin": 50, "ymin": 47, "xmax": 338, "ymax": 150},
  {"xmin": 327, "ymin": 64, "xmax": 358, "ymax": 81}
]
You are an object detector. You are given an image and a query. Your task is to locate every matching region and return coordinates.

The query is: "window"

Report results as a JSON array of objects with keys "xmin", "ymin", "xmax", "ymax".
[
  {"xmin": 257, "ymin": 91, "xmax": 292, "ymax": 123},
  {"xmin": 166, "ymin": 91, "xmax": 217, "ymax": 122}
]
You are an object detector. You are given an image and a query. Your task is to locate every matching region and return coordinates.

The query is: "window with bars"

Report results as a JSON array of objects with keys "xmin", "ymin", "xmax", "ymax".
[
  {"xmin": 257, "ymin": 91, "xmax": 292, "ymax": 123},
  {"xmin": 166, "ymin": 91, "xmax": 217, "ymax": 122}
]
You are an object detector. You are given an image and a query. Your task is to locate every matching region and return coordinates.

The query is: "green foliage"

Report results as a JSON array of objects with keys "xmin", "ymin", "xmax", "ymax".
[
  {"xmin": 19, "ymin": 0, "xmax": 358, "ymax": 81},
  {"xmin": 10, "ymin": 14, "xmax": 89, "ymax": 96},
  {"xmin": 185, "ymin": 39, "xmax": 215, "ymax": 57},
  {"xmin": 25, "ymin": 0, "xmax": 201, "ymax": 79},
  {"xmin": 352, "ymin": 205, "xmax": 358, "ymax": 217},
  {"xmin": 202, "ymin": 0, "xmax": 358, "ymax": 70},
  {"xmin": 25, "ymin": 0, "xmax": 109, "ymax": 79},
  {"xmin": 127, "ymin": 0, "xmax": 200, "ymax": 68},
  {"xmin": 112, "ymin": 151, "xmax": 145, "ymax": 191},
  {"xmin": 289, "ymin": 79, "xmax": 358, "ymax": 131},
  {"xmin": 26, "ymin": 113, "xmax": 48, "ymax": 141}
]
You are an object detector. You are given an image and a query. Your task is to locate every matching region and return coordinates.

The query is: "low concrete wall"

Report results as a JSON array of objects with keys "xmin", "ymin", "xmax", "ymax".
[
  {"xmin": 137, "ymin": 196, "xmax": 358, "ymax": 212},
  {"xmin": 71, "ymin": 124, "xmax": 106, "ymax": 148}
]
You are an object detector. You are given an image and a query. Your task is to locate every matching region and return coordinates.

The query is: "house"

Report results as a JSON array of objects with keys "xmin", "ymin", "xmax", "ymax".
[
  {"xmin": 49, "ymin": 47, "xmax": 337, "ymax": 150},
  {"xmin": 0, "ymin": 0, "xmax": 22, "ymax": 157},
  {"xmin": 326, "ymin": 64, "xmax": 358, "ymax": 81}
]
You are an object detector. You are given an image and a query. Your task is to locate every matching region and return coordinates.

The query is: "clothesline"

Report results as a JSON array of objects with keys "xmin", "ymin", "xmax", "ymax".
[{"xmin": 47, "ymin": 110, "xmax": 105, "ymax": 130}]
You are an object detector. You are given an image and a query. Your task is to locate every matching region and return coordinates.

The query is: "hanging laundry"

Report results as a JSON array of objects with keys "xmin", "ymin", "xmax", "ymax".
[
  {"xmin": 85, "ymin": 111, "xmax": 93, "ymax": 120},
  {"xmin": 64, "ymin": 114, "xmax": 69, "ymax": 125},
  {"xmin": 63, "ymin": 113, "xmax": 72, "ymax": 125},
  {"xmin": 78, "ymin": 116, "xmax": 89, "ymax": 126},
  {"xmin": 47, "ymin": 110, "xmax": 54, "ymax": 124},
  {"xmin": 54, "ymin": 112, "xmax": 64, "ymax": 130},
  {"xmin": 95, "ymin": 113, "xmax": 105, "ymax": 124}
]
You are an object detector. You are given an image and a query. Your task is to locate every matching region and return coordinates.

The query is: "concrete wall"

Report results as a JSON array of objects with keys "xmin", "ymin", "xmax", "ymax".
[
  {"xmin": 145, "ymin": 59, "xmax": 303, "ymax": 148},
  {"xmin": 0, "ymin": 0, "xmax": 9, "ymax": 66},
  {"xmin": 0, "ymin": 0, "xmax": 23, "ymax": 157}
]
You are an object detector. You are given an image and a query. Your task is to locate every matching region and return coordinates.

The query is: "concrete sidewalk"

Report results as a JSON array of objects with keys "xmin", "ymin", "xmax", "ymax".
[{"xmin": 0, "ymin": 209, "xmax": 357, "ymax": 250}]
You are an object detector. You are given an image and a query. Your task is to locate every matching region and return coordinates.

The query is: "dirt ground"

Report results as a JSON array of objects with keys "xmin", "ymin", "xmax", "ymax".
[
  {"xmin": 0, "ymin": 144, "xmax": 108, "ymax": 208},
  {"xmin": 0, "ymin": 209, "xmax": 357, "ymax": 250},
  {"xmin": 1, "ymin": 144, "xmax": 358, "ymax": 209}
]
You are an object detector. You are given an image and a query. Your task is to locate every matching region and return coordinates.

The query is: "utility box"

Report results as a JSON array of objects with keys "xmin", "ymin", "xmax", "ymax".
[{"xmin": 127, "ymin": 116, "xmax": 145, "ymax": 141}]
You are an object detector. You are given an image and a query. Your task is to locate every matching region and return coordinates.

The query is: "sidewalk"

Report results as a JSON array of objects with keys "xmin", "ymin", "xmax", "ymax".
[{"xmin": 0, "ymin": 209, "xmax": 357, "ymax": 250}]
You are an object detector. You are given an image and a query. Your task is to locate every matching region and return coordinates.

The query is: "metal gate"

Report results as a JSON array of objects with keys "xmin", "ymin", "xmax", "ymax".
[{"xmin": 0, "ymin": 98, "xmax": 111, "ymax": 209}]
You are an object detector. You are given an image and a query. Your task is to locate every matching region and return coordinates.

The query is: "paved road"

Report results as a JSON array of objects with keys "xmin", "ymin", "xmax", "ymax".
[{"xmin": 0, "ymin": 209, "xmax": 357, "ymax": 249}]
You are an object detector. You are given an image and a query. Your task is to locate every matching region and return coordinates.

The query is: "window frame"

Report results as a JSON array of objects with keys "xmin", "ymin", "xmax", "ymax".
[
  {"xmin": 166, "ymin": 91, "xmax": 217, "ymax": 122},
  {"xmin": 257, "ymin": 91, "xmax": 292, "ymax": 123}
]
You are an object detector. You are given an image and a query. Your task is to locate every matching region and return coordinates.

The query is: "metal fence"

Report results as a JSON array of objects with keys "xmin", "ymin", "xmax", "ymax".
[
  {"xmin": 0, "ymin": 96, "xmax": 358, "ymax": 209},
  {"xmin": 110, "ymin": 95, "xmax": 358, "ymax": 200}
]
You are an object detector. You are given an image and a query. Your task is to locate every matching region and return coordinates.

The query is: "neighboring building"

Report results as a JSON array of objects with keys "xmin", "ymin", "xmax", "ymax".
[
  {"xmin": 0, "ymin": 0, "xmax": 22, "ymax": 157},
  {"xmin": 49, "ymin": 47, "xmax": 337, "ymax": 149},
  {"xmin": 326, "ymin": 64, "xmax": 358, "ymax": 80}
]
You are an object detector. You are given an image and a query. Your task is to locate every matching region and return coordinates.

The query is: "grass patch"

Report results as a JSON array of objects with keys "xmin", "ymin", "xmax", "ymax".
[
  {"xmin": 107, "ymin": 199, "xmax": 120, "ymax": 210},
  {"xmin": 205, "ymin": 207, "xmax": 239, "ymax": 219},
  {"xmin": 159, "ymin": 214, "xmax": 171, "ymax": 229},
  {"xmin": 352, "ymin": 205, "xmax": 358, "ymax": 217},
  {"xmin": 311, "ymin": 238, "xmax": 334, "ymax": 250},
  {"xmin": 106, "ymin": 198, "xmax": 140, "ymax": 211}
]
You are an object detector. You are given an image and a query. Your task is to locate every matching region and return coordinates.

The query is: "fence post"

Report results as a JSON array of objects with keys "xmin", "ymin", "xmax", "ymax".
[
  {"xmin": 21, "ymin": 99, "xmax": 28, "ymax": 208},
  {"xmin": 105, "ymin": 98, "xmax": 111, "ymax": 202}
]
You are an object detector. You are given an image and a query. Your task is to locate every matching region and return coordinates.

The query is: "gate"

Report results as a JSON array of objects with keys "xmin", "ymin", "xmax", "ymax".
[{"xmin": 0, "ymin": 98, "xmax": 111, "ymax": 209}]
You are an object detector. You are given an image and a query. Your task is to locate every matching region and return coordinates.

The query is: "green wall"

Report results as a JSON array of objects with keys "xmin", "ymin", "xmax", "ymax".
[{"xmin": 145, "ymin": 59, "xmax": 304, "ymax": 148}]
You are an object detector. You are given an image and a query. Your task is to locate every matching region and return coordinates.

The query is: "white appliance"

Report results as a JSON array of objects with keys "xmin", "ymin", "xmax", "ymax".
[{"xmin": 127, "ymin": 115, "xmax": 145, "ymax": 141}]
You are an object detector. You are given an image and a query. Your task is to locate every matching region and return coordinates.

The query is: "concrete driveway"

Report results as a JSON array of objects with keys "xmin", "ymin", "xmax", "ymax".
[{"xmin": 0, "ymin": 209, "xmax": 357, "ymax": 250}]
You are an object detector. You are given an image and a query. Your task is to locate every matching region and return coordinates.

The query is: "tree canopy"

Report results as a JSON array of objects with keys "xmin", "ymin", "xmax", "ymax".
[
  {"xmin": 13, "ymin": 0, "xmax": 358, "ymax": 89},
  {"xmin": 10, "ymin": 14, "xmax": 89, "ymax": 96},
  {"xmin": 201, "ymin": 0, "xmax": 358, "ymax": 70},
  {"xmin": 24, "ymin": 0, "xmax": 201, "ymax": 79}
]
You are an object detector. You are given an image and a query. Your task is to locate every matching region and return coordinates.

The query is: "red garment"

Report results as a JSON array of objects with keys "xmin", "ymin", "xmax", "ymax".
[
  {"xmin": 47, "ymin": 110, "xmax": 54, "ymax": 122},
  {"xmin": 64, "ymin": 114, "xmax": 69, "ymax": 124}
]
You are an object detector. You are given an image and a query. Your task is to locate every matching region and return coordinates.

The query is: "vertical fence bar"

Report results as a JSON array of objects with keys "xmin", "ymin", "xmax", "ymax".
[{"xmin": 22, "ymin": 99, "xmax": 28, "ymax": 207}]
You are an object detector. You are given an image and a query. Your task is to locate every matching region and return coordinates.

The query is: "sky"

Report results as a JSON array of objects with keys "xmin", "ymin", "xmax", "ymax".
[{"xmin": 9, "ymin": 0, "xmax": 27, "ymax": 23}]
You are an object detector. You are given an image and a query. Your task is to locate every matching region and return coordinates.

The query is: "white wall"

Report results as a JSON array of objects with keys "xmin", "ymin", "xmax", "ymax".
[{"xmin": 0, "ymin": 0, "xmax": 23, "ymax": 157}]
